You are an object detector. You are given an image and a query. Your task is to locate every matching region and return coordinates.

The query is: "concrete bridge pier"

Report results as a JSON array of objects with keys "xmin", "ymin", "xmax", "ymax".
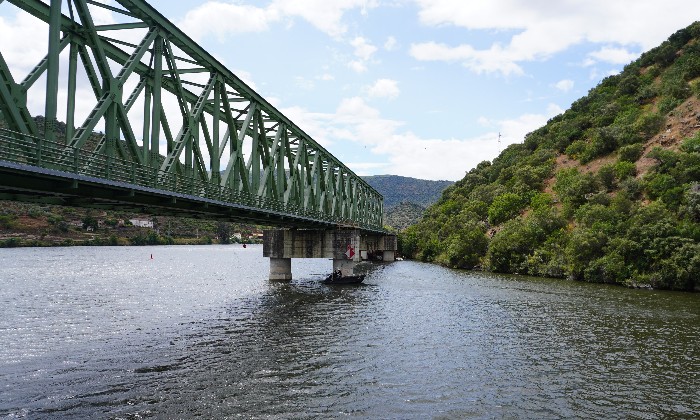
[
  {"xmin": 269, "ymin": 257, "xmax": 292, "ymax": 281},
  {"xmin": 263, "ymin": 229, "xmax": 397, "ymax": 281}
]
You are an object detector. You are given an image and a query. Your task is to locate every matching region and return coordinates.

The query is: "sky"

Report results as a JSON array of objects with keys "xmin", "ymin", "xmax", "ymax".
[{"xmin": 2, "ymin": 1, "xmax": 700, "ymax": 181}]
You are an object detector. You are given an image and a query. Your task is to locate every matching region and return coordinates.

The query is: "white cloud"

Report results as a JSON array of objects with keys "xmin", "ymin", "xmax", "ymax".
[
  {"xmin": 410, "ymin": 42, "xmax": 524, "ymax": 76},
  {"xmin": 89, "ymin": 0, "xmax": 117, "ymax": 26},
  {"xmin": 281, "ymin": 96, "xmax": 560, "ymax": 180},
  {"xmin": 350, "ymin": 36, "xmax": 378, "ymax": 60},
  {"xmin": 0, "ymin": 12, "xmax": 48, "ymax": 75},
  {"xmin": 179, "ymin": 0, "xmax": 378, "ymax": 41},
  {"xmin": 231, "ymin": 68, "xmax": 258, "ymax": 91},
  {"xmin": 411, "ymin": 0, "xmax": 700, "ymax": 76},
  {"xmin": 384, "ymin": 36, "xmax": 397, "ymax": 51},
  {"xmin": 348, "ymin": 60, "xmax": 368, "ymax": 73},
  {"xmin": 346, "ymin": 36, "xmax": 378, "ymax": 73},
  {"xmin": 273, "ymin": 0, "xmax": 378, "ymax": 38},
  {"xmin": 587, "ymin": 46, "xmax": 640, "ymax": 65},
  {"xmin": 366, "ymin": 79, "xmax": 400, "ymax": 99},
  {"xmin": 554, "ymin": 79, "xmax": 574, "ymax": 92},
  {"xmin": 179, "ymin": 2, "xmax": 279, "ymax": 41}
]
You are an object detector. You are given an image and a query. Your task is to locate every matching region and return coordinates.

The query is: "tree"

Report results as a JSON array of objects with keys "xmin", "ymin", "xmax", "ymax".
[
  {"xmin": 82, "ymin": 214, "xmax": 98, "ymax": 231},
  {"xmin": 488, "ymin": 193, "xmax": 525, "ymax": 225},
  {"xmin": 437, "ymin": 220, "xmax": 488, "ymax": 268},
  {"xmin": 216, "ymin": 222, "xmax": 231, "ymax": 244}
]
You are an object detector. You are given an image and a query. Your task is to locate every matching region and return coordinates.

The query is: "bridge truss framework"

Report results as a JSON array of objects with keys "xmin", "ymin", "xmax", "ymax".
[{"xmin": 0, "ymin": 0, "xmax": 384, "ymax": 231}]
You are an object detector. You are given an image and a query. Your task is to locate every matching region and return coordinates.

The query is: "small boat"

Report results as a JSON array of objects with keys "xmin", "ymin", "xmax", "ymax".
[{"xmin": 322, "ymin": 270, "xmax": 365, "ymax": 285}]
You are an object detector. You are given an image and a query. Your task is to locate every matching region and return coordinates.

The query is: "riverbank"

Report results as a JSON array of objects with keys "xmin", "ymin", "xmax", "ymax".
[{"xmin": 0, "ymin": 200, "xmax": 263, "ymax": 248}]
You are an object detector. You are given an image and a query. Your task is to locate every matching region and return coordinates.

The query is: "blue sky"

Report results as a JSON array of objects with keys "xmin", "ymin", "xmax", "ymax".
[{"xmin": 2, "ymin": 1, "xmax": 700, "ymax": 180}]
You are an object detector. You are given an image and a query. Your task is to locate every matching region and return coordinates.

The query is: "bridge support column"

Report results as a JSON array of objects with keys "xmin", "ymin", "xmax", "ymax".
[
  {"xmin": 269, "ymin": 257, "xmax": 292, "ymax": 281},
  {"xmin": 383, "ymin": 250, "xmax": 396, "ymax": 262},
  {"xmin": 263, "ymin": 229, "xmax": 397, "ymax": 280}
]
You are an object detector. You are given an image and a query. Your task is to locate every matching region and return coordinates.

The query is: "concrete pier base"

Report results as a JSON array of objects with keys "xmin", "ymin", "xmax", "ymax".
[
  {"xmin": 269, "ymin": 257, "xmax": 292, "ymax": 281},
  {"xmin": 383, "ymin": 250, "xmax": 396, "ymax": 262}
]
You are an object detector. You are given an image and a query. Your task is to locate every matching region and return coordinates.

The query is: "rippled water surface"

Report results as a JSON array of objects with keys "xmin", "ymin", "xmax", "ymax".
[{"xmin": 1, "ymin": 245, "xmax": 699, "ymax": 418}]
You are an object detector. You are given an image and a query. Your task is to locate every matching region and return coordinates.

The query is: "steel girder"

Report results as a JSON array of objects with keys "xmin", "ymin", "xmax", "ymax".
[{"xmin": 0, "ymin": 0, "xmax": 384, "ymax": 231}]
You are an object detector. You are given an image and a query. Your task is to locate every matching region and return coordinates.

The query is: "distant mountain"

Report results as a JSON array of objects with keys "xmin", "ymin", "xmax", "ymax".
[{"xmin": 363, "ymin": 175, "xmax": 453, "ymax": 210}]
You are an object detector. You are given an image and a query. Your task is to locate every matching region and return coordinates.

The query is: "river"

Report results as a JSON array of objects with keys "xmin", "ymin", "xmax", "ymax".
[{"xmin": 0, "ymin": 245, "xmax": 698, "ymax": 418}]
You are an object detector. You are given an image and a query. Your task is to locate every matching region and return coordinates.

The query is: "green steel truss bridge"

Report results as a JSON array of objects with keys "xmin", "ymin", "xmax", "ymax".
[{"xmin": 0, "ymin": 0, "xmax": 384, "ymax": 232}]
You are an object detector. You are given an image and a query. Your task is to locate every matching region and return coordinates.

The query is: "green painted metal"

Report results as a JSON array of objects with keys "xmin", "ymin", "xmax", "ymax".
[{"xmin": 0, "ymin": 0, "xmax": 384, "ymax": 231}]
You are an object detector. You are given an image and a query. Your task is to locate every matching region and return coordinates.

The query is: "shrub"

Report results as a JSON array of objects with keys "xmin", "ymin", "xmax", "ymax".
[
  {"xmin": 526, "ymin": 231, "xmax": 568, "ymax": 278},
  {"xmin": 27, "ymin": 208, "xmax": 43, "ymax": 218},
  {"xmin": 564, "ymin": 140, "xmax": 587, "ymax": 160},
  {"xmin": 647, "ymin": 147, "xmax": 681, "ymax": 172},
  {"xmin": 584, "ymin": 253, "xmax": 629, "ymax": 284},
  {"xmin": 681, "ymin": 132, "xmax": 700, "ymax": 153},
  {"xmin": 438, "ymin": 221, "xmax": 488, "ymax": 269},
  {"xmin": 0, "ymin": 214, "xmax": 17, "ymax": 229},
  {"xmin": 634, "ymin": 112, "xmax": 665, "ymax": 137},
  {"xmin": 683, "ymin": 184, "xmax": 700, "ymax": 221},
  {"xmin": 660, "ymin": 186, "xmax": 686, "ymax": 210},
  {"xmin": 635, "ymin": 84, "xmax": 657, "ymax": 104},
  {"xmin": 658, "ymin": 96, "xmax": 683, "ymax": 115},
  {"xmin": 597, "ymin": 164, "xmax": 616, "ymax": 191},
  {"xmin": 614, "ymin": 161, "xmax": 637, "ymax": 180},
  {"xmin": 399, "ymin": 226, "xmax": 420, "ymax": 257},
  {"xmin": 692, "ymin": 79, "xmax": 700, "ymax": 98},
  {"xmin": 618, "ymin": 144, "xmax": 644, "ymax": 162},
  {"xmin": 651, "ymin": 242, "xmax": 700, "ymax": 290},
  {"xmin": 553, "ymin": 168, "xmax": 599, "ymax": 209},
  {"xmin": 575, "ymin": 203, "xmax": 620, "ymax": 233},
  {"xmin": 488, "ymin": 193, "xmax": 525, "ymax": 225},
  {"xmin": 565, "ymin": 228, "xmax": 608, "ymax": 280},
  {"xmin": 530, "ymin": 193, "xmax": 554, "ymax": 212},
  {"xmin": 644, "ymin": 173, "xmax": 676, "ymax": 200},
  {"xmin": 0, "ymin": 238, "xmax": 21, "ymax": 248},
  {"xmin": 81, "ymin": 215, "xmax": 98, "ymax": 231},
  {"xmin": 462, "ymin": 200, "xmax": 489, "ymax": 220},
  {"xmin": 103, "ymin": 218, "xmax": 118, "ymax": 227},
  {"xmin": 661, "ymin": 72, "xmax": 691, "ymax": 101},
  {"xmin": 485, "ymin": 218, "xmax": 538, "ymax": 273}
]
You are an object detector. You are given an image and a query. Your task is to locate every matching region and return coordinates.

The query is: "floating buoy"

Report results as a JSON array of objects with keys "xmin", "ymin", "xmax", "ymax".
[
  {"xmin": 150, "ymin": 254, "xmax": 153, "ymax": 259},
  {"xmin": 242, "ymin": 244, "xmax": 246, "ymax": 248}
]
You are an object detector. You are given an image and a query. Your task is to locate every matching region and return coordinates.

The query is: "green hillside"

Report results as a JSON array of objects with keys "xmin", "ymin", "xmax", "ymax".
[
  {"xmin": 401, "ymin": 22, "xmax": 700, "ymax": 291},
  {"xmin": 385, "ymin": 201, "xmax": 426, "ymax": 231}
]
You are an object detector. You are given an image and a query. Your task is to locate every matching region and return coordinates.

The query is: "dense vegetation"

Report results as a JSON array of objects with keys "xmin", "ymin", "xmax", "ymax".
[{"xmin": 401, "ymin": 22, "xmax": 700, "ymax": 291}]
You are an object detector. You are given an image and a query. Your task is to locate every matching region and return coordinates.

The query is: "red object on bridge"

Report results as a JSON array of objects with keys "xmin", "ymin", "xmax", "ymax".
[{"xmin": 345, "ymin": 244, "xmax": 355, "ymax": 259}]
